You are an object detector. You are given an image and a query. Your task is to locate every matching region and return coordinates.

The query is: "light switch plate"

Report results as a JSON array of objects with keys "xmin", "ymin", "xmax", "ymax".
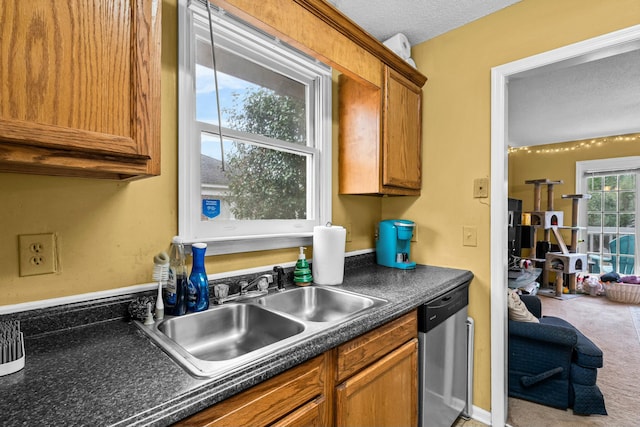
[
  {"xmin": 463, "ymin": 226, "xmax": 478, "ymax": 247},
  {"xmin": 473, "ymin": 178, "xmax": 489, "ymax": 198}
]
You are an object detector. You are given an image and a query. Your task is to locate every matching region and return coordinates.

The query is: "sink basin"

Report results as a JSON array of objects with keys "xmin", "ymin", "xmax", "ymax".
[
  {"xmin": 158, "ymin": 304, "xmax": 305, "ymax": 361},
  {"xmin": 135, "ymin": 287, "xmax": 387, "ymax": 378},
  {"xmin": 256, "ymin": 286, "xmax": 387, "ymax": 322},
  {"xmin": 135, "ymin": 303, "xmax": 306, "ymax": 378}
]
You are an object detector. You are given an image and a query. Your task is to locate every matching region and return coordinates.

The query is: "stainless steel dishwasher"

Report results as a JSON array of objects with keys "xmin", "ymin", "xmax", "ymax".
[{"xmin": 418, "ymin": 282, "xmax": 470, "ymax": 427}]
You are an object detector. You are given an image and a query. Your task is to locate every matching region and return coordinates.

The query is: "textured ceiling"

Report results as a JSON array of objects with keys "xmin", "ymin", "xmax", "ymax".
[
  {"xmin": 330, "ymin": 1, "xmax": 640, "ymax": 146},
  {"xmin": 328, "ymin": 0, "xmax": 521, "ymax": 45},
  {"xmin": 508, "ymin": 48, "xmax": 640, "ymax": 146}
]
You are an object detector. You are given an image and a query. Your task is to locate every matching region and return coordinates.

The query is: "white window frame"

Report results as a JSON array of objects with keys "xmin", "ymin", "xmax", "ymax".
[
  {"xmin": 178, "ymin": 0, "xmax": 332, "ymax": 255},
  {"xmin": 576, "ymin": 156, "xmax": 640, "ymax": 273}
]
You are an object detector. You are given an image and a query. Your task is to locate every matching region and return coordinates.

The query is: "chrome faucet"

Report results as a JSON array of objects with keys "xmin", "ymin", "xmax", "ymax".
[
  {"xmin": 212, "ymin": 274, "xmax": 272, "ymax": 304},
  {"xmin": 239, "ymin": 274, "xmax": 272, "ymax": 295}
]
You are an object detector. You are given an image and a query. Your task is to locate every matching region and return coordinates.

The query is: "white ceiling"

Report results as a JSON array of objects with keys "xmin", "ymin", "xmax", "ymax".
[
  {"xmin": 507, "ymin": 47, "xmax": 640, "ymax": 146},
  {"xmin": 330, "ymin": 0, "xmax": 640, "ymax": 147},
  {"xmin": 328, "ymin": 0, "xmax": 522, "ymax": 45}
]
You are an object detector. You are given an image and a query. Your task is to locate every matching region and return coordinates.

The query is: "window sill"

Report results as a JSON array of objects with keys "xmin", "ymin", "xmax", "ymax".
[{"xmin": 183, "ymin": 233, "xmax": 313, "ymax": 255}]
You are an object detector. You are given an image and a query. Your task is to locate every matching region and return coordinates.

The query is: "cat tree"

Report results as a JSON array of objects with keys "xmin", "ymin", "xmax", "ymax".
[{"xmin": 524, "ymin": 179, "xmax": 590, "ymax": 296}]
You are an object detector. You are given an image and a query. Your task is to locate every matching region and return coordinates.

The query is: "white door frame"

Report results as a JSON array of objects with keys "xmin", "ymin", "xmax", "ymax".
[{"xmin": 490, "ymin": 24, "xmax": 640, "ymax": 427}]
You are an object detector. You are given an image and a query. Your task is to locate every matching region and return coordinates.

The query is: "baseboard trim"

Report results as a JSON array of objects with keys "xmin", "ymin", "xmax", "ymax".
[{"xmin": 469, "ymin": 405, "xmax": 492, "ymax": 426}]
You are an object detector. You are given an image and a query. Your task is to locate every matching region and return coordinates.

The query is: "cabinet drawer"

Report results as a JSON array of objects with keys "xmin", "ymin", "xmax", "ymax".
[
  {"xmin": 271, "ymin": 395, "xmax": 326, "ymax": 427},
  {"xmin": 176, "ymin": 354, "xmax": 326, "ymax": 427},
  {"xmin": 336, "ymin": 310, "xmax": 417, "ymax": 382}
]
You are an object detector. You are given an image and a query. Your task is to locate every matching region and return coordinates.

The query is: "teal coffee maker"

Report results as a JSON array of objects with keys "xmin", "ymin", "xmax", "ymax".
[{"xmin": 376, "ymin": 220, "xmax": 416, "ymax": 269}]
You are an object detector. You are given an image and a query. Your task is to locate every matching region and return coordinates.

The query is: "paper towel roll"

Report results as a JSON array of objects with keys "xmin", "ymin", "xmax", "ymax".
[
  {"xmin": 383, "ymin": 33, "xmax": 411, "ymax": 60},
  {"xmin": 312, "ymin": 224, "xmax": 346, "ymax": 285}
]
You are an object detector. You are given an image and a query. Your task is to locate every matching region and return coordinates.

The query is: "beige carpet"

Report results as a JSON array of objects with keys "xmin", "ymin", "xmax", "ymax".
[{"xmin": 507, "ymin": 294, "xmax": 640, "ymax": 427}]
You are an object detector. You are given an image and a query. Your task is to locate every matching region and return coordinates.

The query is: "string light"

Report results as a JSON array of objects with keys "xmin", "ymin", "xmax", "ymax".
[{"xmin": 508, "ymin": 133, "xmax": 640, "ymax": 154}]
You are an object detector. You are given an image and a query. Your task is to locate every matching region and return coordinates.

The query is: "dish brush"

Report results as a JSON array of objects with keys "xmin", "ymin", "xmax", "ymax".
[
  {"xmin": 153, "ymin": 252, "xmax": 170, "ymax": 320},
  {"xmin": 0, "ymin": 320, "xmax": 25, "ymax": 377}
]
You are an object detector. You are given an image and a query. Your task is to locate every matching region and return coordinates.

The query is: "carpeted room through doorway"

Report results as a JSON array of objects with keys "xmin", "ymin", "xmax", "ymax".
[{"xmin": 507, "ymin": 293, "xmax": 640, "ymax": 427}]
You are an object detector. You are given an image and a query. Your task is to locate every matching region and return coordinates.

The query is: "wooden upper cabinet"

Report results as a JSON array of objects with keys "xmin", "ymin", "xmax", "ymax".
[
  {"xmin": 382, "ymin": 67, "xmax": 422, "ymax": 192},
  {"xmin": 339, "ymin": 66, "xmax": 423, "ymax": 196},
  {"xmin": 0, "ymin": 0, "xmax": 161, "ymax": 180}
]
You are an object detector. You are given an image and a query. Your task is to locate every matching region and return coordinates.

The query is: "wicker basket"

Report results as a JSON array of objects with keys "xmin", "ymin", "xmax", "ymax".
[{"xmin": 604, "ymin": 282, "xmax": 640, "ymax": 304}]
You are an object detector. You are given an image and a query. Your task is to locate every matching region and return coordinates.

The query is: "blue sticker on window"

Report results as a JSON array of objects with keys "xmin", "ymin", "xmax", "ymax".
[{"xmin": 202, "ymin": 199, "xmax": 221, "ymax": 219}]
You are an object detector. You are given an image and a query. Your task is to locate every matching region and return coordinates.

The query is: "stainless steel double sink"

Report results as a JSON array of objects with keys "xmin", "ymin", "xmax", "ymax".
[{"xmin": 135, "ymin": 286, "xmax": 387, "ymax": 378}]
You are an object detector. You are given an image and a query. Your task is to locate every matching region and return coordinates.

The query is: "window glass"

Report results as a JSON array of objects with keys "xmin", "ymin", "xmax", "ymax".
[
  {"xmin": 178, "ymin": 1, "xmax": 331, "ymax": 252},
  {"xmin": 580, "ymin": 160, "xmax": 639, "ymax": 274},
  {"xmin": 201, "ymin": 136, "xmax": 310, "ymax": 221}
]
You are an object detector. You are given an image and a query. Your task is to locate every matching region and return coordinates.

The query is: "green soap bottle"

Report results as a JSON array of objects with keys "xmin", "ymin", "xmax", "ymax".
[{"xmin": 293, "ymin": 247, "xmax": 313, "ymax": 286}]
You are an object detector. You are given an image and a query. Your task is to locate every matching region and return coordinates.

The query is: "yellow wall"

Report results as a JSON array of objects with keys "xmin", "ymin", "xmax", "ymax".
[
  {"xmin": 509, "ymin": 134, "xmax": 640, "ymax": 212},
  {"xmin": 1, "ymin": 0, "xmax": 638, "ymax": 415},
  {"xmin": 388, "ymin": 0, "xmax": 640, "ymax": 411},
  {"xmin": 509, "ymin": 134, "xmax": 640, "ymax": 246},
  {"xmin": 0, "ymin": 1, "xmax": 381, "ymax": 306}
]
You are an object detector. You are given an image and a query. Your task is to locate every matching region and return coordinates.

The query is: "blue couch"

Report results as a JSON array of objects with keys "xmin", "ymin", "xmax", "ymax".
[{"xmin": 508, "ymin": 295, "xmax": 607, "ymax": 415}]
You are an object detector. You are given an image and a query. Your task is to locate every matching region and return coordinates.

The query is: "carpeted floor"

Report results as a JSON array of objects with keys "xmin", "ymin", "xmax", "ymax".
[{"xmin": 507, "ymin": 294, "xmax": 640, "ymax": 427}]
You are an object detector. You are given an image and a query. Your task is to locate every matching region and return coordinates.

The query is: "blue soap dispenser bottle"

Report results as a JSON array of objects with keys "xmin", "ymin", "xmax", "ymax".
[{"xmin": 188, "ymin": 243, "xmax": 210, "ymax": 312}]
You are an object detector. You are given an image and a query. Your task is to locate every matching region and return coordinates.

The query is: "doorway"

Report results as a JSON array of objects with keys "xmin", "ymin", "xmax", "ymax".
[{"xmin": 490, "ymin": 24, "xmax": 640, "ymax": 427}]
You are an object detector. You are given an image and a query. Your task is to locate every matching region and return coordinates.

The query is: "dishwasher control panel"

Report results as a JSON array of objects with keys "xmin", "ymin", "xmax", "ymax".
[{"xmin": 418, "ymin": 281, "xmax": 469, "ymax": 332}]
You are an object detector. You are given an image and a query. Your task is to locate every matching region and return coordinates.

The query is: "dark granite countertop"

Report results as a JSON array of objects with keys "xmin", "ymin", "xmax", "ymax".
[{"xmin": 0, "ymin": 261, "xmax": 472, "ymax": 426}]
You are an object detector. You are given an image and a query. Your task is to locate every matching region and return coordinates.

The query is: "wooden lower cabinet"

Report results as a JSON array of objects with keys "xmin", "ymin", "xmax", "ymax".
[
  {"xmin": 335, "ymin": 339, "xmax": 418, "ymax": 427},
  {"xmin": 336, "ymin": 309, "xmax": 417, "ymax": 382},
  {"xmin": 175, "ymin": 355, "xmax": 327, "ymax": 427},
  {"xmin": 335, "ymin": 310, "xmax": 418, "ymax": 427},
  {"xmin": 177, "ymin": 310, "xmax": 418, "ymax": 427}
]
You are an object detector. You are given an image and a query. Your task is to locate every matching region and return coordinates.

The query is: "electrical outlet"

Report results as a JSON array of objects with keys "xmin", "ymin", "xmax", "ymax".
[
  {"xmin": 19, "ymin": 233, "xmax": 57, "ymax": 276},
  {"xmin": 463, "ymin": 226, "xmax": 478, "ymax": 247},
  {"xmin": 473, "ymin": 178, "xmax": 489, "ymax": 198},
  {"xmin": 411, "ymin": 225, "xmax": 418, "ymax": 242},
  {"xmin": 345, "ymin": 223, "xmax": 352, "ymax": 242}
]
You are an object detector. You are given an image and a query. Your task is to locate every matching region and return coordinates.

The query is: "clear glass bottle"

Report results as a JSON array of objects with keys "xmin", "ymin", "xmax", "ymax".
[
  {"xmin": 166, "ymin": 236, "xmax": 188, "ymax": 316},
  {"xmin": 188, "ymin": 243, "xmax": 210, "ymax": 312}
]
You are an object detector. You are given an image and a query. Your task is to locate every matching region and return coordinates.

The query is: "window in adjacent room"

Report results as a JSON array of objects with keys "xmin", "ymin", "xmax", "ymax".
[
  {"xmin": 577, "ymin": 157, "xmax": 640, "ymax": 274},
  {"xmin": 177, "ymin": 0, "xmax": 332, "ymax": 254}
]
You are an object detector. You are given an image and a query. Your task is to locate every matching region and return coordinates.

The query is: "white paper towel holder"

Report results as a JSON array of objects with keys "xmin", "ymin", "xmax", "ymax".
[{"xmin": 312, "ymin": 222, "xmax": 346, "ymax": 286}]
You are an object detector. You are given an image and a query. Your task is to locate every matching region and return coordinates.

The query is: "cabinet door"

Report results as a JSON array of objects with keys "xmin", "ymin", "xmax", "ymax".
[
  {"xmin": 0, "ymin": 0, "xmax": 161, "ymax": 179},
  {"xmin": 382, "ymin": 67, "xmax": 422, "ymax": 192},
  {"xmin": 335, "ymin": 339, "xmax": 418, "ymax": 427}
]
